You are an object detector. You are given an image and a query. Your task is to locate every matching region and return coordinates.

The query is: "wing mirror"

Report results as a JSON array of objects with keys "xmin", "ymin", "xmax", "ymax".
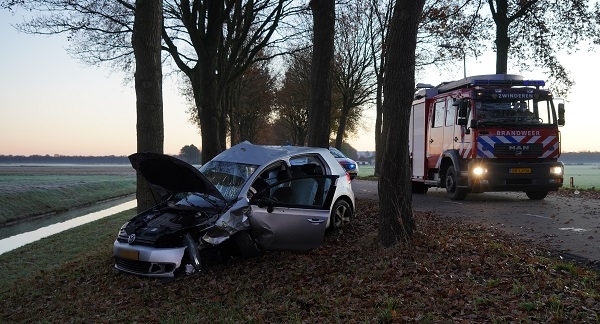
[
  {"xmin": 558, "ymin": 103, "xmax": 565, "ymax": 126},
  {"xmin": 457, "ymin": 100, "xmax": 469, "ymax": 126}
]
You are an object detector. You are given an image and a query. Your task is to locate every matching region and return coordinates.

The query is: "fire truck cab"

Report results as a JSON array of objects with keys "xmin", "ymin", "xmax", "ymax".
[{"xmin": 409, "ymin": 74, "xmax": 566, "ymax": 200}]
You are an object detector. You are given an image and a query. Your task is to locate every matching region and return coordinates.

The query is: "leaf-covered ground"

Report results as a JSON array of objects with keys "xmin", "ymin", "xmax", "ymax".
[{"xmin": 1, "ymin": 199, "xmax": 599, "ymax": 323}]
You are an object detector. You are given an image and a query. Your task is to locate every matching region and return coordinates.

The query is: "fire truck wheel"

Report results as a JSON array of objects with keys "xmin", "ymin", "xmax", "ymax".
[
  {"xmin": 525, "ymin": 191, "xmax": 548, "ymax": 200},
  {"xmin": 446, "ymin": 166, "xmax": 467, "ymax": 201}
]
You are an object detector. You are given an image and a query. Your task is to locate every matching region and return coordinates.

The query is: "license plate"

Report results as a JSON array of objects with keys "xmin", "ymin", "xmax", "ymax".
[
  {"xmin": 117, "ymin": 248, "xmax": 139, "ymax": 260},
  {"xmin": 510, "ymin": 168, "xmax": 531, "ymax": 174}
]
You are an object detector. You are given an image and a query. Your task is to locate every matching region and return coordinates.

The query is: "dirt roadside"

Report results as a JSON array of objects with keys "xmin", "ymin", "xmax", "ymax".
[{"xmin": 352, "ymin": 179, "xmax": 600, "ymax": 269}]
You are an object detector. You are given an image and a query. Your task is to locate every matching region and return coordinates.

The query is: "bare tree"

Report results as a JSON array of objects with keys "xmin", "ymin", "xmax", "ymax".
[
  {"xmin": 365, "ymin": 0, "xmax": 393, "ymax": 176},
  {"xmin": 307, "ymin": 0, "xmax": 335, "ymax": 148},
  {"xmin": 378, "ymin": 0, "xmax": 425, "ymax": 247},
  {"xmin": 274, "ymin": 50, "xmax": 312, "ymax": 145},
  {"xmin": 481, "ymin": 0, "xmax": 600, "ymax": 96},
  {"xmin": 162, "ymin": 1, "xmax": 298, "ymax": 161},
  {"xmin": 132, "ymin": 0, "xmax": 163, "ymax": 211},
  {"xmin": 331, "ymin": 0, "xmax": 376, "ymax": 150},
  {"xmin": 227, "ymin": 60, "xmax": 276, "ymax": 144},
  {"xmin": 2, "ymin": 0, "xmax": 304, "ymax": 162},
  {"xmin": 274, "ymin": 42, "xmax": 368, "ymax": 147},
  {"xmin": 366, "ymin": 0, "xmax": 489, "ymax": 176}
]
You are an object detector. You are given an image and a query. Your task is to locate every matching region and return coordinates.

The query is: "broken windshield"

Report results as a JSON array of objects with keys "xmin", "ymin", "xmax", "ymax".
[
  {"xmin": 475, "ymin": 99, "xmax": 556, "ymax": 126},
  {"xmin": 200, "ymin": 161, "xmax": 259, "ymax": 201}
]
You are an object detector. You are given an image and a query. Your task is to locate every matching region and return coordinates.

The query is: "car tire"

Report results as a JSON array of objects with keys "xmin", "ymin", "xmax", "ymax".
[
  {"xmin": 526, "ymin": 191, "xmax": 548, "ymax": 200},
  {"xmin": 445, "ymin": 166, "xmax": 467, "ymax": 201},
  {"xmin": 231, "ymin": 231, "xmax": 260, "ymax": 258},
  {"xmin": 329, "ymin": 200, "xmax": 352, "ymax": 232}
]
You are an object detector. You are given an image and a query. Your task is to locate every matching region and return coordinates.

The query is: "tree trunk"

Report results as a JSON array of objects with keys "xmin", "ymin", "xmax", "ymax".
[
  {"xmin": 493, "ymin": 0, "xmax": 510, "ymax": 74},
  {"xmin": 378, "ymin": 0, "xmax": 425, "ymax": 247},
  {"xmin": 334, "ymin": 105, "xmax": 350, "ymax": 149},
  {"xmin": 308, "ymin": 0, "xmax": 335, "ymax": 148},
  {"xmin": 374, "ymin": 74, "xmax": 384, "ymax": 176},
  {"xmin": 187, "ymin": 0, "xmax": 225, "ymax": 164},
  {"xmin": 193, "ymin": 77, "xmax": 223, "ymax": 163},
  {"xmin": 132, "ymin": 0, "xmax": 164, "ymax": 212}
]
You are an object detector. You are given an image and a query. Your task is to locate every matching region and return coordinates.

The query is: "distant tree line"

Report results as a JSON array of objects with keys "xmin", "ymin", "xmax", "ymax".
[
  {"xmin": 0, "ymin": 155, "xmax": 130, "ymax": 164},
  {"xmin": 560, "ymin": 152, "xmax": 600, "ymax": 164},
  {"xmin": 1, "ymin": 150, "xmax": 594, "ymax": 165},
  {"xmin": 0, "ymin": 144, "xmax": 203, "ymax": 165}
]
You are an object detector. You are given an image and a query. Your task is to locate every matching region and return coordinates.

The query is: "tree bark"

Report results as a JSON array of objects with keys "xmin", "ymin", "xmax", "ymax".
[
  {"xmin": 378, "ymin": 0, "xmax": 425, "ymax": 247},
  {"xmin": 132, "ymin": 0, "xmax": 164, "ymax": 212},
  {"xmin": 334, "ymin": 106, "xmax": 349, "ymax": 149},
  {"xmin": 307, "ymin": 0, "xmax": 335, "ymax": 148},
  {"xmin": 374, "ymin": 74, "xmax": 384, "ymax": 176},
  {"xmin": 193, "ymin": 78, "xmax": 224, "ymax": 163},
  {"xmin": 492, "ymin": 0, "xmax": 510, "ymax": 74}
]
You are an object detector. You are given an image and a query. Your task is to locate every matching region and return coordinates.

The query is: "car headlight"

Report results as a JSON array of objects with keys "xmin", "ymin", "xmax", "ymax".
[
  {"xmin": 550, "ymin": 166, "xmax": 563, "ymax": 175},
  {"xmin": 472, "ymin": 166, "xmax": 485, "ymax": 176},
  {"xmin": 118, "ymin": 221, "xmax": 130, "ymax": 235}
]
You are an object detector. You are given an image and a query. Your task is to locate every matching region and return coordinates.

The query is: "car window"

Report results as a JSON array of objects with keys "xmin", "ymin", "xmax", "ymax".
[
  {"xmin": 251, "ymin": 175, "xmax": 337, "ymax": 209},
  {"xmin": 290, "ymin": 155, "xmax": 325, "ymax": 171},
  {"xmin": 200, "ymin": 160, "xmax": 259, "ymax": 200},
  {"xmin": 329, "ymin": 148, "xmax": 346, "ymax": 158},
  {"xmin": 256, "ymin": 162, "xmax": 289, "ymax": 185}
]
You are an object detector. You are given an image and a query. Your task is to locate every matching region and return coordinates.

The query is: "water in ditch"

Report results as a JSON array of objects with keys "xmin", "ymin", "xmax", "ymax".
[{"xmin": 0, "ymin": 196, "xmax": 136, "ymax": 255}]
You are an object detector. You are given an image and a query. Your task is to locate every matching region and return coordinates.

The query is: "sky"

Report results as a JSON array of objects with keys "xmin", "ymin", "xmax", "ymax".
[{"xmin": 0, "ymin": 10, "xmax": 598, "ymax": 156}]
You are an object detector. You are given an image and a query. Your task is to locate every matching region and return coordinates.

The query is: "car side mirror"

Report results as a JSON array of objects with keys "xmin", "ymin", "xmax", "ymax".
[
  {"xmin": 558, "ymin": 103, "xmax": 565, "ymax": 126},
  {"xmin": 253, "ymin": 196, "xmax": 276, "ymax": 213},
  {"xmin": 456, "ymin": 101, "xmax": 469, "ymax": 126}
]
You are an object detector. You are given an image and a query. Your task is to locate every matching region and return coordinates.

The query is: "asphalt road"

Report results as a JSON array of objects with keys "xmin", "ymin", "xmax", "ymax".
[{"xmin": 352, "ymin": 179, "xmax": 600, "ymax": 265}]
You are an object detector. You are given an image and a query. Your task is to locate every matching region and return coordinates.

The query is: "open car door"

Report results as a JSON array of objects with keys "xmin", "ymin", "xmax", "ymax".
[{"xmin": 249, "ymin": 175, "xmax": 338, "ymax": 250}]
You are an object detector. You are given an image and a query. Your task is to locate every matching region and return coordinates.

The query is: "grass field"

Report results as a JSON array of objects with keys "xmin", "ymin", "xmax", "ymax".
[
  {"xmin": 564, "ymin": 164, "xmax": 600, "ymax": 189},
  {"xmin": 0, "ymin": 165, "xmax": 136, "ymax": 225}
]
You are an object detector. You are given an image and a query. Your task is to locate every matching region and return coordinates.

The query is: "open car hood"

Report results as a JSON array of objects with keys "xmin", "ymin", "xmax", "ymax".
[{"xmin": 129, "ymin": 153, "xmax": 226, "ymax": 202}]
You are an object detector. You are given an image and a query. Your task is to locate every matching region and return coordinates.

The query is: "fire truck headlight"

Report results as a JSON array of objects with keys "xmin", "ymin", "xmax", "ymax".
[
  {"xmin": 550, "ymin": 166, "xmax": 563, "ymax": 175},
  {"xmin": 473, "ymin": 167, "xmax": 485, "ymax": 176}
]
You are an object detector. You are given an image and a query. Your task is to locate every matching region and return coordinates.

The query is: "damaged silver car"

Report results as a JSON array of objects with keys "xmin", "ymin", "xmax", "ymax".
[{"xmin": 113, "ymin": 141, "xmax": 355, "ymax": 278}]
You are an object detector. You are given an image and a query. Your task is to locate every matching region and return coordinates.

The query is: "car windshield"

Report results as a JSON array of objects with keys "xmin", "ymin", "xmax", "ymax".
[
  {"xmin": 199, "ymin": 160, "xmax": 259, "ymax": 200},
  {"xmin": 476, "ymin": 99, "xmax": 556, "ymax": 126}
]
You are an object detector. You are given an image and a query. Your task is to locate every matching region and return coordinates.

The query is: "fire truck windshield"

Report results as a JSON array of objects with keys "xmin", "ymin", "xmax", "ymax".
[{"xmin": 475, "ymin": 99, "xmax": 556, "ymax": 126}]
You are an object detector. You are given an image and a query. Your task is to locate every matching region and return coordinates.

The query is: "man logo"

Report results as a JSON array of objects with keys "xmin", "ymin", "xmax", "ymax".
[{"xmin": 509, "ymin": 145, "xmax": 529, "ymax": 151}]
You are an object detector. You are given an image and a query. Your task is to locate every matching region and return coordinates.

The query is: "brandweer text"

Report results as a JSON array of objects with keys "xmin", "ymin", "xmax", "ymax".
[{"xmin": 496, "ymin": 130, "xmax": 541, "ymax": 136}]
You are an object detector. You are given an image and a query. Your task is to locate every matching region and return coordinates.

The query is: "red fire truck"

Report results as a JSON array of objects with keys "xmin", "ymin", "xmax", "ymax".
[{"xmin": 409, "ymin": 74, "xmax": 566, "ymax": 200}]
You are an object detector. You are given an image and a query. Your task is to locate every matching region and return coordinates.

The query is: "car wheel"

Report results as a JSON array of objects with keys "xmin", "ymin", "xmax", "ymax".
[
  {"xmin": 445, "ymin": 166, "xmax": 467, "ymax": 201},
  {"xmin": 329, "ymin": 200, "xmax": 352, "ymax": 231},
  {"xmin": 526, "ymin": 191, "xmax": 548, "ymax": 200},
  {"xmin": 231, "ymin": 231, "xmax": 260, "ymax": 258}
]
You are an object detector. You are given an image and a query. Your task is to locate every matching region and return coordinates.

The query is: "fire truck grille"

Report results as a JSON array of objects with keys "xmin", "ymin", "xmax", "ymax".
[{"xmin": 494, "ymin": 143, "xmax": 543, "ymax": 157}]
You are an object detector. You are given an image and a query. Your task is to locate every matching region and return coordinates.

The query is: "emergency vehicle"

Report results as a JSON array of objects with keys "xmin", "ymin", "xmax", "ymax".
[{"xmin": 409, "ymin": 74, "xmax": 565, "ymax": 200}]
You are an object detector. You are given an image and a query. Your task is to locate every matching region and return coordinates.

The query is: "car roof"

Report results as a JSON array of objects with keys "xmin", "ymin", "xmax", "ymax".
[{"xmin": 211, "ymin": 141, "xmax": 331, "ymax": 165}]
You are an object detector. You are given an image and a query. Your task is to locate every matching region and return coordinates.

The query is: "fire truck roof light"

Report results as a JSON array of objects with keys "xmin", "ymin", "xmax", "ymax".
[{"xmin": 471, "ymin": 79, "xmax": 545, "ymax": 87}]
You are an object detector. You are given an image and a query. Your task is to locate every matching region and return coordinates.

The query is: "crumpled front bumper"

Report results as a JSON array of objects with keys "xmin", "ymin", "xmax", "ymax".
[{"xmin": 113, "ymin": 241, "xmax": 186, "ymax": 278}]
